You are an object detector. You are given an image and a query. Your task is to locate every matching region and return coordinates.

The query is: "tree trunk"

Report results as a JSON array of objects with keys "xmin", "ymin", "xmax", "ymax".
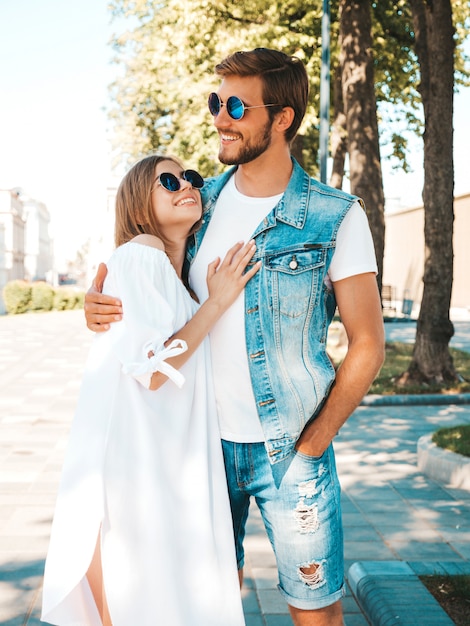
[
  {"xmin": 339, "ymin": 0, "xmax": 385, "ymax": 292},
  {"xmin": 399, "ymin": 0, "xmax": 457, "ymax": 385},
  {"xmin": 291, "ymin": 134, "xmax": 305, "ymax": 168},
  {"xmin": 330, "ymin": 63, "xmax": 347, "ymax": 190}
]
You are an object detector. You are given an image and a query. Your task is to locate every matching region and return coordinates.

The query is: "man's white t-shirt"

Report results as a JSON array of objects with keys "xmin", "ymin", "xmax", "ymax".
[{"xmin": 189, "ymin": 175, "xmax": 377, "ymax": 443}]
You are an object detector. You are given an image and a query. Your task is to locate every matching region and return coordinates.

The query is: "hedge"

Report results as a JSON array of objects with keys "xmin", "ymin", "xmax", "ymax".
[
  {"xmin": 2, "ymin": 280, "xmax": 84, "ymax": 315},
  {"xmin": 3, "ymin": 280, "xmax": 32, "ymax": 314},
  {"xmin": 30, "ymin": 282, "xmax": 55, "ymax": 311}
]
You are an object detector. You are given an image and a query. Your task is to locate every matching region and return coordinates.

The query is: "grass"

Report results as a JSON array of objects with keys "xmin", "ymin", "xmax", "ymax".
[
  {"xmin": 420, "ymin": 574, "xmax": 470, "ymax": 625},
  {"xmin": 372, "ymin": 342, "xmax": 470, "ymax": 459},
  {"xmin": 327, "ymin": 333, "xmax": 470, "ymax": 396},
  {"xmin": 432, "ymin": 424, "xmax": 470, "ymax": 457},
  {"xmin": 327, "ymin": 331, "xmax": 470, "ymax": 458},
  {"xmin": 369, "ymin": 342, "xmax": 470, "ymax": 396}
]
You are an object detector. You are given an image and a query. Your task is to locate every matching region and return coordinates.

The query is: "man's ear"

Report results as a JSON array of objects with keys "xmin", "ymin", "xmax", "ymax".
[{"xmin": 274, "ymin": 107, "xmax": 295, "ymax": 136}]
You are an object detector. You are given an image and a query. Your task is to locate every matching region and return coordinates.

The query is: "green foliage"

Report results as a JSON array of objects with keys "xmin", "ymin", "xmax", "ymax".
[
  {"xmin": 432, "ymin": 424, "xmax": 470, "ymax": 457},
  {"xmin": 368, "ymin": 341, "xmax": 470, "ymax": 395},
  {"xmin": 108, "ymin": 0, "xmax": 328, "ymax": 176},
  {"xmin": 2, "ymin": 281, "xmax": 84, "ymax": 314},
  {"xmin": 452, "ymin": 0, "xmax": 470, "ymax": 86},
  {"xmin": 73, "ymin": 291, "xmax": 85, "ymax": 310},
  {"xmin": 3, "ymin": 280, "xmax": 32, "ymax": 315},
  {"xmin": 107, "ymin": 0, "xmax": 470, "ymax": 177},
  {"xmin": 53, "ymin": 288, "xmax": 84, "ymax": 311},
  {"xmin": 30, "ymin": 281, "xmax": 54, "ymax": 312},
  {"xmin": 53, "ymin": 290, "xmax": 70, "ymax": 311},
  {"xmin": 373, "ymin": 0, "xmax": 470, "ymax": 171}
]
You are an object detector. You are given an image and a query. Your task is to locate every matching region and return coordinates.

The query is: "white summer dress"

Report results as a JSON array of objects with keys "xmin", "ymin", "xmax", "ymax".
[{"xmin": 41, "ymin": 242, "xmax": 245, "ymax": 626}]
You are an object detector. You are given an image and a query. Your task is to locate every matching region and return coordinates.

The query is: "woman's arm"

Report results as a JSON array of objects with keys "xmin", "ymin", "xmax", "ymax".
[{"xmin": 148, "ymin": 241, "xmax": 260, "ymax": 390}]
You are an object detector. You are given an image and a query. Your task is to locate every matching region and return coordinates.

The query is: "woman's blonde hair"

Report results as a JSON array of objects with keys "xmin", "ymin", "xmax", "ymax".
[{"xmin": 114, "ymin": 154, "xmax": 202, "ymax": 247}]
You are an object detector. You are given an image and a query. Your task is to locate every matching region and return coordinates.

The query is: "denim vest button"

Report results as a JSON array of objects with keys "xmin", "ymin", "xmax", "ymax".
[{"xmin": 289, "ymin": 259, "xmax": 298, "ymax": 269}]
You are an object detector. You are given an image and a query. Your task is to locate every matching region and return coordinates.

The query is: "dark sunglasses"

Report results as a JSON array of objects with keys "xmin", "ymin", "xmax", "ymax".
[
  {"xmin": 208, "ymin": 92, "xmax": 281, "ymax": 121},
  {"xmin": 156, "ymin": 170, "xmax": 204, "ymax": 192}
]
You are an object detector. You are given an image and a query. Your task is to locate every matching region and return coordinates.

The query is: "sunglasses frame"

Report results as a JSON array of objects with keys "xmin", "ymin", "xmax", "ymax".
[
  {"xmin": 156, "ymin": 169, "xmax": 204, "ymax": 192},
  {"xmin": 208, "ymin": 92, "xmax": 281, "ymax": 121}
]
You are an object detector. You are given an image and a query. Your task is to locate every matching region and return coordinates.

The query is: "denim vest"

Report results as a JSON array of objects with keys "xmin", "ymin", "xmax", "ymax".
[{"xmin": 187, "ymin": 158, "xmax": 360, "ymax": 463}]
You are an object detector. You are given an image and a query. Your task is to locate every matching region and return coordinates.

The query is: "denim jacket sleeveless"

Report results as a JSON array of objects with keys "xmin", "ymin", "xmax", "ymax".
[{"xmin": 186, "ymin": 158, "xmax": 360, "ymax": 463}]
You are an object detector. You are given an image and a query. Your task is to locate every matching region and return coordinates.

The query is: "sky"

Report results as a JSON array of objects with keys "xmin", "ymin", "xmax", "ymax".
[{"xmin": 0, "ymin": 0, "xmax": 469, "ymax": 268}]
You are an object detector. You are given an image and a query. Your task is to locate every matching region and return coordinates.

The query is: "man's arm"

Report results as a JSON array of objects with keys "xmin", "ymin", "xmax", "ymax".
[
  {"xmin": 84, "ymin": 263, "xmax": 123, "ymax": 332},
  {"xmin": 295, "ymin": 272, "xmax": 385, "ymax": 457}
]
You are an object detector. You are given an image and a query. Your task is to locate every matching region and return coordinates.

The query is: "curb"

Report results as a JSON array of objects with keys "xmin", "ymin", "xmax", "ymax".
[
  {"xmin": 361, "ymin": 393, "xmax": 470, "ymax": 406},
  {"xmin": 347, "ymin": 561, "xmax": 470, "ymax": 625},
  {"xmin": 417, "ymin": 434, "xmax": 470, "ymax": 491}
]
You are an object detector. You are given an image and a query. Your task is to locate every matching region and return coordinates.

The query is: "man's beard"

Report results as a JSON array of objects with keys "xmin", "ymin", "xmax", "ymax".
[{"xmin": 218, "ymin": 119, "xmax": 273, "ymax": 165}]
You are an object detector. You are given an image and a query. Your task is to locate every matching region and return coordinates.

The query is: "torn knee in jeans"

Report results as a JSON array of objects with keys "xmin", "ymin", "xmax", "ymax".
[{"xmin": 298, "ymin": 560, "xmax": 326, "ymax": 589}]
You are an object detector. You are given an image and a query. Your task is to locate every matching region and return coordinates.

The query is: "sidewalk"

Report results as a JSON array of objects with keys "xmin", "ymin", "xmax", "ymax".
[{"xmin": 0, "ymin": 311, "xmax": 469, "ymax": 625}]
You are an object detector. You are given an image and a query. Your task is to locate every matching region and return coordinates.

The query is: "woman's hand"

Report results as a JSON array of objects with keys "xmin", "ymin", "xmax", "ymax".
[{"xmin": 206, "ymin": 241, "xmax": 261, "ymax": 312}]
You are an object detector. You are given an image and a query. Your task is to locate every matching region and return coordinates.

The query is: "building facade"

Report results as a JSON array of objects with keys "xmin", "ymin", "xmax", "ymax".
[
  {"xmin": 0, "ymin": 189, "xmax": 26, "ymax": 284},
  {"xmin": 23, "ymin": 197, "xmax": 54, "ymax": 282},
  {"xmin": 382, "ymin": 192, "xmax": 470, "ymax": 318},
  {"xmin": 0, "ymin": 189, "xmax": 53, "ymax": 313}
]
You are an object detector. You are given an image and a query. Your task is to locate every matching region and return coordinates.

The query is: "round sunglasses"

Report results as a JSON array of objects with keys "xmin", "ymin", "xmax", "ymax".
[
  {"xmin": 156, "ymin": 170, "xmax": 204, "ymax": 192},
  {"xmin": 208, "ymin": 92, "xmax": 281, "ymax": 121}
]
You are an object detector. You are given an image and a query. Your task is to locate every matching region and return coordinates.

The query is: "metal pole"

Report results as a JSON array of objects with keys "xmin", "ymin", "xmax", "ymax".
[{"xmin": 319, "ymin": 0, "xmax": 330, "ymax": 184}]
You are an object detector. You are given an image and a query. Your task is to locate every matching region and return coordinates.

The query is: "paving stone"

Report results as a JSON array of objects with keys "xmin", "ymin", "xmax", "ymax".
[{"xmin": 1, "ymin": 312, "xmax": 469, "ymax": 624}]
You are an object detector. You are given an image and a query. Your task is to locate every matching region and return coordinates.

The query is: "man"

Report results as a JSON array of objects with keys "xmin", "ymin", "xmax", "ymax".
[{"xmin": 85, "ymin": 48, "xmax": 385, "ymax": 626}]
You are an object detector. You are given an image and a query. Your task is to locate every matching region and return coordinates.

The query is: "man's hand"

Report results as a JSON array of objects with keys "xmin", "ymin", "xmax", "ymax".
[
  {"xmin": 84, "ymin": 263, "xmax": 123, "ymax": 332},
  {"xmin": 295, "ymin": 272, "xmax": 385, "ymax": 458}
]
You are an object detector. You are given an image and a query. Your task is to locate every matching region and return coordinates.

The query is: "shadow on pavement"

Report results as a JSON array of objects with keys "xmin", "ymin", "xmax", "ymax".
[{"xmin": 0, "ymin": 558, "xmax": 45, "ymax": 625}]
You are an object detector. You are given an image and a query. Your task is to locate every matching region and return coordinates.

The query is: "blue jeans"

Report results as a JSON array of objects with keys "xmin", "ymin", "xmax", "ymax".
[{"xmin": 221, "ymin": 440, "xmax": 345, "ymax": 610}]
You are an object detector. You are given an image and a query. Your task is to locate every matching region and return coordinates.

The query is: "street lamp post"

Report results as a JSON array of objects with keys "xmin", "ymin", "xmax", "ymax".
[{"xmin": 319, "ymin": 0, "xmax": 330, "ymax": 184}]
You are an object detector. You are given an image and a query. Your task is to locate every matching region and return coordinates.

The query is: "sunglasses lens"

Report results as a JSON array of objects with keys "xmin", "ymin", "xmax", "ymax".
[
  {"xmin": 183, "ymin": 170, "xmax": 204, "ymax": 189},
  {"xmin": 208, "ymin": 92, "xmax": 221, "ymax": 116},
  {"xmin": 226, "ymin": 96, "xmax": 245, "ymax": 120},
  {"xmin": 208, "ymin": 93, "xmax": 245, "ymax": 120},
  {"xmin": 159, "ymin": 172, "xmax": 180, "ymax": 192}
]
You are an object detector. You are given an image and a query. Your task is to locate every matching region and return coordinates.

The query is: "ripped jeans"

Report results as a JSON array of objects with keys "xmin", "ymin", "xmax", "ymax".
[{"xmin": 221, "ymin": 440, "xmax": 345, "ymax": 611}]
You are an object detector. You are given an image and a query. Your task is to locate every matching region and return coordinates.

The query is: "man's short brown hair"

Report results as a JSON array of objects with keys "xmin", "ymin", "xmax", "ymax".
[{"xmin": 215, "ymin": 48, "xmax": 309, "ymax": 143}]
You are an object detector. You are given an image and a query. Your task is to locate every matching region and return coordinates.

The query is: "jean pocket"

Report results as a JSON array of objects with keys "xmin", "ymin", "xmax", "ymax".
[{"xmin": 292, "ymin": 447, "xmax": 326, "ymax": 463}]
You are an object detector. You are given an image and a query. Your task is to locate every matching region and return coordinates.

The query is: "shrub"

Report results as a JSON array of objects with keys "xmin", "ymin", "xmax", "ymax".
[
  {"xmin": 2, "ymin": 281, "xmax": 85, "ymax": 314},
  {"xmin": 3, "ymin": 280, "xmax": 32, "ymax": 314},
  {"xmin": 53, "ymin": 288, "xmax": 73, "ymax": 311},
  {"xmin": 30, "ymin": 281, "xmax": 54, "ymax": 311},
  {"xmin": 73, "ymin": 291, "xmax": 85, "ymax": 309},
  {"xmin": 53, "ymin": 287, "xmax": 84, "ymax": 311}
]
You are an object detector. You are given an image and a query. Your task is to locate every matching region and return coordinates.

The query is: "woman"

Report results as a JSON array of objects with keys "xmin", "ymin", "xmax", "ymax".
[{"xmin": 41, "ymin": 155, "xmax": 260, "ymax": 625}]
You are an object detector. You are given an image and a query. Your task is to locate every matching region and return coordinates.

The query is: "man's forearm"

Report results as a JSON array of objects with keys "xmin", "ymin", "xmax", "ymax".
[{"xmin": 296, "ymin": 334, "xmax": 385, "ymax": 456}]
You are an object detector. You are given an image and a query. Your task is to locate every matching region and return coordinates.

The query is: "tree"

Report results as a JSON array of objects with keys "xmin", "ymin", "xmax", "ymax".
[
  {"xmin": 330, "ymin": 65, "xmax": 347, "ymax": 190},
  {"xmin": 107, "ymin": 0, "xmax": 469, "ymax": 341},
  {"xmin": 108, "ymin": 0, "xmax": 326, "ymax": 176},
  {"xmin": 339, "ymin": 0, "xmax": 385, "ymax": 289},
  {"xmin": 398, "ymin": 0, "xmax": 458, "ymax": 385}
]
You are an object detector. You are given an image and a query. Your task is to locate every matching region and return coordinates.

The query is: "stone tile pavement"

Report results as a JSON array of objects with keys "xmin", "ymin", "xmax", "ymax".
[{"xmin": 1, "ymin": 311, "xmax": 470, "ymax": 625}]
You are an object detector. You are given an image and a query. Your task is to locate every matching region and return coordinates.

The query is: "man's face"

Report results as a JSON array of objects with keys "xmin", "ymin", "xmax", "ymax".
[{"xmin": 211, "ymin": 75, "xmax": 274, "ymax": 166}]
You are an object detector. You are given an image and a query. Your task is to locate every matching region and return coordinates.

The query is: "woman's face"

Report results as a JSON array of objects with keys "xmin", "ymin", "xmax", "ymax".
[{"xmin": 151, "ymin": 159, "xmax": 203, "ymax": 237}]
